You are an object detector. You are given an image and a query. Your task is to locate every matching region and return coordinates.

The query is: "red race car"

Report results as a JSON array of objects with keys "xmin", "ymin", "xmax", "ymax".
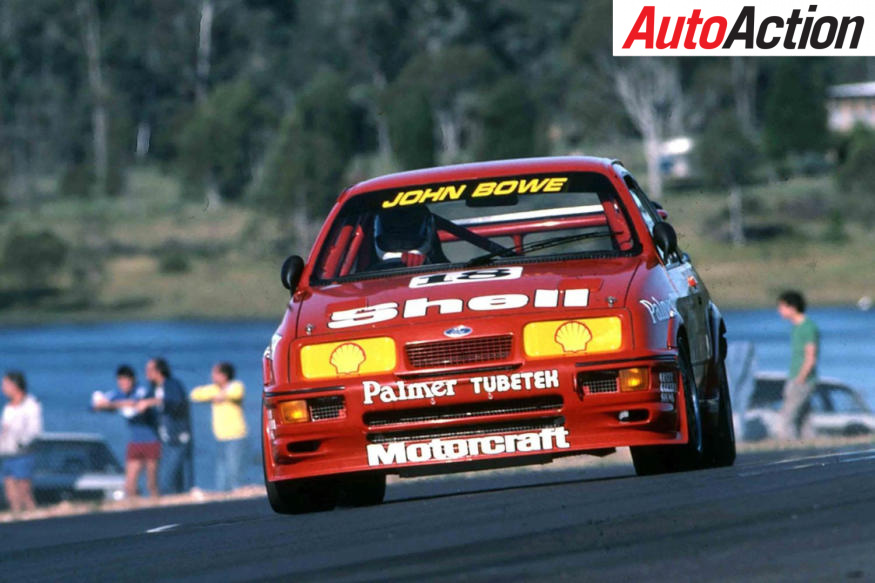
[{"xmin": 262, "ymin": 157, "xmax": 735, "ymax": 513}]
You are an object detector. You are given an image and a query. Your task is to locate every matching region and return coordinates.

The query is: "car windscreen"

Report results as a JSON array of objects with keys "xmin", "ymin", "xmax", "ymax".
[
  {"xmin": 311, "ymin": 172, "xmax": 640, "ymax": 285},
  {"xmin": 820, "ymin": 385, "xmax": 868, "ymax": 413},
  {"xmin": 750, "ymin": 379, "xmax": 785, "ymax": 410},
  {"xmin": 31, "ymin": 440, "xmax": 122, "ymax": 475}
]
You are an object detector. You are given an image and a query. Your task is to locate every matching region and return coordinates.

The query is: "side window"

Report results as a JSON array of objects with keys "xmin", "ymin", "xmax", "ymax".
[
  {"xmin": 624, "ymin": 176, "xmax": 659, "ymax": 233},
  {"xmin": 809, "ymin": 390, "xmax": 830, "ymax": 413},
  {"xmin": 827, "ymin": 387, "xmax": 864, "ymax": 414},
  {"xmin": 623, "ymin": 175, "xmax": 674, "ymax": 263},
  {"xmin": 751, "ymin": 379, "xmax": 784, "ymax": 411}
]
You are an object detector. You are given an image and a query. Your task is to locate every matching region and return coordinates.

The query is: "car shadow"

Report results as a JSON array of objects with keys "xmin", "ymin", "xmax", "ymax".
[{"xmin": 382, "ymin": 467, "xmax": 635, "ymax": 506}]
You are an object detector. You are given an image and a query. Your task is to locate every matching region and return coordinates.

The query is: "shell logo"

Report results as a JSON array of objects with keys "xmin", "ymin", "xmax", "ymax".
[
  {"xmin": 329, "ymin": 342, "xmax": 366, "ymax": 375},
  {"xmin": 554, "ymin": 321, "xmax": 593, "ymax": 353}
]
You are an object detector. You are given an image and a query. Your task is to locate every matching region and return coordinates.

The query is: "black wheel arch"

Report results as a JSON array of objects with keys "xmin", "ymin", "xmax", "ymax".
[{"xmin": 708, "ymin": 301, "xmax": 727, "ymax": 364}]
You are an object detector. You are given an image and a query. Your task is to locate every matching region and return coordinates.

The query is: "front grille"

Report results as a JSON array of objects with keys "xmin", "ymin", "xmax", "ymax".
[
  {"xmin": 577, "ymin": 370, "xmax": 619, "ymax": 394},
  {"xmin": 367, "ymin": 416, "xmax": 564, "ymax": 444},
  {"xmin": 308, "ymin": 396, "xmax": 345, "ymax": 421},
  {"xmin": 406, "ymin": 335, "xmax": 513, "ymax": 369},
  {"xmin": 658, "ymin": 371, "xmax": 678, "ymax": 393},
  {"xmin": 363, "ymin": 395, "xmax": 563, "ymax": 427}
]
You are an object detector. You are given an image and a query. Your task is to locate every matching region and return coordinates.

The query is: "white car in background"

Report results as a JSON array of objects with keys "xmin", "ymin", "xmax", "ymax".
[
  {"xmin": 744, "ymin": 372, "xmax": 875, "ymax": 440},
  {"xmin": 0, "ymin": 433, "xmax": 126, "ymax": 508}
]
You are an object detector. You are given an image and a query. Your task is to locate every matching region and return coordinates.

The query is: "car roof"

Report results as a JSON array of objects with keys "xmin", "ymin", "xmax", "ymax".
[
  {"xmin": 344, "ymin": 156, "xmax": 618, "ymax": 198},
  {"xmin": 35, "ymin": 432, "xmax": 109, "ymax": 443},
  {"xmin": 755, "ymin": 371, "xmax": 848, "ymax": 386}
]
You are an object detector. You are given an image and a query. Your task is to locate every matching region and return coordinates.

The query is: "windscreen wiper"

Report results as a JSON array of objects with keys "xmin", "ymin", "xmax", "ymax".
[{"xmin": 465, "ymin": 230, "xmax": 617, "ymax": 267}]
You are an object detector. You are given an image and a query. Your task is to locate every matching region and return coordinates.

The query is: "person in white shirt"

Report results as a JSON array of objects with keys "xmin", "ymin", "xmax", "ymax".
[{"xmin": 1, "ymin": 371, "xmax": 43, "ymax": 513}]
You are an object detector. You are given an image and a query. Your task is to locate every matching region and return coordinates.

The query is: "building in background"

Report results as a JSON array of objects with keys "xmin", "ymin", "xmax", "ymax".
[
  {"xmin": 827, "ymin": 82, "xmax": 875, "ymax": 132},
  {"xmin": 660, "ymin": 136, "xmax": 695, "ymax": 180}
]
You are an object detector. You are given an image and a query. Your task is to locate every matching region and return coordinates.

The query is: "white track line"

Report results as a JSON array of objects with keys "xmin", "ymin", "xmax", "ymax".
[
  {"xmin": 738, "ymin": 448, "xmax": 875, "ymax": 477},
  {"xmin": 765, "ymin": 448, "xmax": 875, "ymax": 466},
  {"xmin": 839, "ymin": 453, "xmax": 875, "ymax": 463},
  {"xmin": 146, "ymin": 523, "xmax": 179, "ymax": 534}
]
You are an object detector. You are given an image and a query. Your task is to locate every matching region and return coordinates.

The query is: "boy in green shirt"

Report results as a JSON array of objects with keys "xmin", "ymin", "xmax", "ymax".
[{"xmin": 777, "ymin": 290, "xmax": 820, "ymax": 439}]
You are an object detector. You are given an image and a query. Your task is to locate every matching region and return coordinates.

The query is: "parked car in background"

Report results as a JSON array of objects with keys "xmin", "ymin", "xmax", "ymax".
[
  {"xmin": 0, "ymin": 433, "xmax": 125, "ymax": 508},
  {"xmin": 744, "ymin": 372, "xmax": 875, "ymax": 440}
]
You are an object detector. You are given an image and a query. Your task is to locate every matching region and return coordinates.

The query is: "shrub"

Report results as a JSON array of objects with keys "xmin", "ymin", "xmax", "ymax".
[
  {"xmin": 158, "ymin": 243, "xmax": 192, "ymax": 274},
  {"xmin": 823, "ymin": 210, "xmax": 848, "ymax": 244},
  {"xmin": 385, "ymin": 88, "xmax": 435, "ymax": 170},
  {"xmin": 697, "ymin": 111, "xmax": 759, "ymax": 189},
  {"xmin": 475, "ymin": 76, "xmax": 537, "ymax": 160},
  {"xmin": 837, "ymin": 128, "xmax": 875, "ymax": 194},
  {"xmin": 762, "ymin": 60, "xmax": 828, "ymax": 164},
  {"xmin": 177, "ymin": 80, "xmax": 271, "ymax": 202},
  {"xmin": 836, "ymin": 127, "xmax": 875, "ymax": 224},
  {"xmin": 2, "ymin": 229, "xmax": 69, "ymax": 289},
  {"xmin": 249, "ymin": 70, "xmax": 356, "ymax": 225}
]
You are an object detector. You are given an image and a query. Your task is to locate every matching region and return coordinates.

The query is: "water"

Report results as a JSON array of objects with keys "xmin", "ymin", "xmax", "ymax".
[
  {"xmin": 0, "ymin": 308, "xmax": 872, "ymax": 489},
  {"xmin": 726, "ymin": 307, "xmax": 875, "ymax": 400}
]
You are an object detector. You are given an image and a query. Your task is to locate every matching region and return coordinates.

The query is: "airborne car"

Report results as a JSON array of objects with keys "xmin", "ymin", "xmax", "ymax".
[{"xmin": 262, "ymin": 157, "xmax": 735, "ymax": 513}]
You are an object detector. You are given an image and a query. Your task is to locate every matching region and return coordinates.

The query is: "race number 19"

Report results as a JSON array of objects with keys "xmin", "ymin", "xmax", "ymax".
[{"xmin": 409, "ymin": 267, "xmax": 524, "ymax": 288}]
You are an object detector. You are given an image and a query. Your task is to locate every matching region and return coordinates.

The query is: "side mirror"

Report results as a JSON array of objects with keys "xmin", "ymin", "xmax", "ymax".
[
  {"xmin": 652, "ymin": 222, "xmax": 678, "ymax": 258},
  {"xmin": 281, "ymin": 255, "xmax": 305, "ymax": 294}
]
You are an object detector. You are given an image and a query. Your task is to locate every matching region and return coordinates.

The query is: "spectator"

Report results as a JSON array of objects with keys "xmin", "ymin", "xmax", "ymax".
[
  {"xmin": 92, "ymin": 365, "xmax": 161, "ymax": 498},
  {"xmin": 144, "ymin": 358, "xmax": 194, "ymax": 494},
  {"xmin": 1, "ymin": 371, "xmax": 43, "ymax": 513},
  {"xmin": 191, "ymin": 362, "xmax": 248, "ymax": 491},
  {"xmin": 777, "ymin": 290, "xmax": 820, "ymax": 439}
]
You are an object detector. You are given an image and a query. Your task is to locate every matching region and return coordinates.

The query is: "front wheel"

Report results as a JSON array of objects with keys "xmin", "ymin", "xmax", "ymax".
[
  {"xmin": 266, "ymin": 476, "xmax": 339, "ymax": 515},
  {"xmin": 703, "ymin": 357, "xmax": 736, "ymax": 467},
  {"xmin": 844, "ymin": 424, "xmax": 871, "ymax": 437},
  {"xmin": 339, "ymin": 473, "xmax": 387, "ymax": 507},
  {"xmin": 632, "ymin": 341, "xmax": 705, "ymax": 475},
  {"xmin": 262, "ymin": 415, "xmax": 340, "ymax": 515}
]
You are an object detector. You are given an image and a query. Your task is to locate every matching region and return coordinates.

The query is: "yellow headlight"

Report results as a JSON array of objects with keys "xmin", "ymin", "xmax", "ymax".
[
  {"xmin": 279, "ymin": 400, "xmax": 309, "ymax": 423},
  {"xmin": 523, "ymin": 317, "xmax": 622, "ymax": 358},
  {"xmin": 299, "ymin": 337, "xmax": 396, "ymax": 380},
  {"xmin": 619, "ymin": 368, "xmax": 650, "ymax": 391}
]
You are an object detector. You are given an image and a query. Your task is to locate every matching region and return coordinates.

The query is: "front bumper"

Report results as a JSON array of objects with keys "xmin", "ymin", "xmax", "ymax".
[{"xmin": 263, "ymin": 355, "xmax": 686, "ymax": 482}]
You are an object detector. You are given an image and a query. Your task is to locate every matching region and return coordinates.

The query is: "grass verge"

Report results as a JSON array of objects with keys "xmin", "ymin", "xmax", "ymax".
[{"xmin": 1, "ymin": 169, "xmax": 872, "ymax": 324}]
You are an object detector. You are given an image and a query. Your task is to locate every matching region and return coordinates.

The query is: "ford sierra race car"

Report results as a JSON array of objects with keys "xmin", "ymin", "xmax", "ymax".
[{"xmin": 262, "ymin": 156, "xmax": 735, "ymax": 514}]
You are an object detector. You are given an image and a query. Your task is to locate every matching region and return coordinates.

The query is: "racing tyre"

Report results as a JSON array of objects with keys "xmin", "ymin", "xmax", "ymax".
[
  {"xmin": 339, "ymin": 473, "xmax": 387, "ymax": 507},
  {"xmin": 703, "ymin": 357, "xmax": 736, "ymax": 467},
  {"xmin": 630, "ymin": 444, "xmax": 672, "ymax": 476},
  {"xmin": 266, "ymin": 477, "xmax": 339, "ymax": 515},
  {"xmin": 631, "ymin": 341, "xmax": 705, "ymax": 475}
]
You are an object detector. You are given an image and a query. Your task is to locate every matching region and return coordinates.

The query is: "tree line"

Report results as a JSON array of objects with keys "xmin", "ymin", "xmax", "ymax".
[{"xmin": 2, "ymin": 0, "xmax": 873, "ymax": 227}]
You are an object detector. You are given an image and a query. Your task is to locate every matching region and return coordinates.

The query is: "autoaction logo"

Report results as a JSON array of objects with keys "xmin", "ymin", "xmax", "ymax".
[{"xmin": 613, "ymin": 1, "xmax": 875, "ymax": 56}]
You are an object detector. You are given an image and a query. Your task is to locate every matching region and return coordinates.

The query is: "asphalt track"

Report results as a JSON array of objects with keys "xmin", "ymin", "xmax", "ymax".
[{"xmin": 3, "ymin": 445, "xmax": 875, "ymax": 583}]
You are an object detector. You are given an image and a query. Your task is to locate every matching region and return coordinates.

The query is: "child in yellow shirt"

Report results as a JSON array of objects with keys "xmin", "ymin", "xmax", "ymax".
[{"xmin": 190, "ymin": 362, "xmax": 248, "ymax": 491}]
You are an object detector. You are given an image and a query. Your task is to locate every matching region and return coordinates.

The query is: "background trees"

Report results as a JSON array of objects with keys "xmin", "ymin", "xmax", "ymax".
[
  {"xmin": 697, "ymin": 111, "xmax": 760, "ymax": 245},
  {"xmin": 0, "ymin": 1, "xmax": 862, "ymax": 215},
  {"xmin": 2, "ymin": 0, "xmax": 873, "ymax": 316},
  {"xmin": 762, "ymin": 60, "xmax": 829, "ymax": 174}
]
